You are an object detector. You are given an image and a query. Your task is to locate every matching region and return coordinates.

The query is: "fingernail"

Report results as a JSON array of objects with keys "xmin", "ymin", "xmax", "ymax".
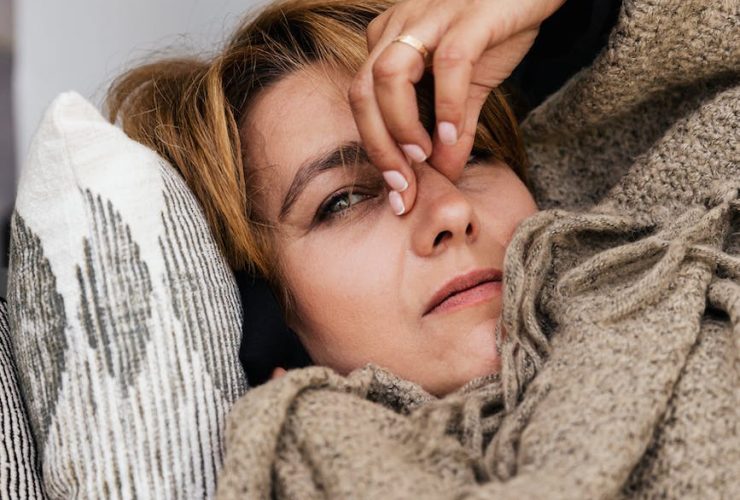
[
  {"xmin": 383, "ymin": 170, "xmax": 409, "ymax": 192},
  {"xmin": 438, "ymin": 121, "xmax": 458, "ymax": 145},
  {"xmin": 388, "ymin": 190, "xmax": 405, "ymax": 215},
  {"xmin": 400, "ymin": 144, "xmax": 427, "ymax": 163}
]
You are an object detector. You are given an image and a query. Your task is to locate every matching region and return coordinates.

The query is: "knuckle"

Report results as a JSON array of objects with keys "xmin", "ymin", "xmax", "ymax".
[
  {"xmin": 435, "ymin": 95, "xmax": 463, "ymax": 118},
  {"xmin": 372, "ymin": 56, "xmax": 405, "ymax": 81},
  {"xmin": 393, "ymin": 120, "xmax": 426, "ymax": 144},
  {"xmin": 366, "ymin": 17, "xmax": 382, "ymax": 41},
  {"xmin": 365, "ymin": 144, "xmax": 397, "ymax": 168},
  {"xmin": 434, "ymin": 44, "xmax": 473, "ymax": 68},
  {"xmin": 348, "ymin": 74, "xmax": 373, "ymax": 107}
]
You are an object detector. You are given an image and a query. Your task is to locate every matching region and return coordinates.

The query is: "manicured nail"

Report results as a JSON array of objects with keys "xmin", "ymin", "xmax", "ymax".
[
  {"xmin": 438, "ymin": 121, "xmax": 458, "ymax": 145},
  {"xmin": 400, "ymin": 144, "xmax": 427, "ymax": 163},
  {"xmin": 388, "ymin": 190, "xmax": 405, "ymax": 215},
  {"xmin": 383, "ymin": 170, "xmax": 409, "ymax": 192}
]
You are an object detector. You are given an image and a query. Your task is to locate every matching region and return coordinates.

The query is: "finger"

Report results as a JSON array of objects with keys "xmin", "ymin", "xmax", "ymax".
[
  {"xmin": 431, "ymin": 0, "xmax": 546, "ymax": 150},
  {"xmin": 370, "ymin": 2, "xmax": 463, "ymax": 168},
  {"xmin": 429, "ymin": 86, "xmax": 488, "ymax": 181},
  {"xmin": 373, "ymin": 33, "xmax": 433, "ymax": 162},
  {"xmin": 432, "ymin": 15, "xmax": 497, "ymax": 150},
  {"xmin": 354, "ymin": 2, "xmax": 453, "ymax": 215},
  {"xmin": 366, "ymin": 1, "xmax": 429, "ymax": 52},
  {"xmin": 349, "ymin": 66, "xmax": 418, "ymax": 215},
  {"xmin": 431, "ymin": 28, "xmax": 539, "ymax": 176},
  {"xmin": 366, "ymin": 9, "xmax": 393, "ymax": 53},
  {"xmin": 271, "ymin": 367, "xmax": 287, "ymax": 380}
]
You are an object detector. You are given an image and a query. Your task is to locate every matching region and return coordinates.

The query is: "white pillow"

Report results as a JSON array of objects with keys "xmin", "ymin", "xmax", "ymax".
[
  {"xmin": 0, "ymin": 297, "xmax": 45, "ymax": 499},
  {"xmin": 7, "ymin": 92, "xmax": 248, "ymax": 498}
]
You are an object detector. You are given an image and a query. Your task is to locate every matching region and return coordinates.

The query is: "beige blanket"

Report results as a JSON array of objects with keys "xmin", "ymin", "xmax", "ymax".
[{"xmin": 217, "ymin": 0, "xmax": 740, "ymax": 498}]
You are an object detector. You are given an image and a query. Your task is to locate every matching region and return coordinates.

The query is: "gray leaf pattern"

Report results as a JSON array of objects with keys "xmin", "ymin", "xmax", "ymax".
[
  {"xmin": 7, "ymin": 213, "xmax": 68, "ymax": 457},
  {"xmin": 77, "ymin": 190, "xmax": 153, "ymax": 396}
]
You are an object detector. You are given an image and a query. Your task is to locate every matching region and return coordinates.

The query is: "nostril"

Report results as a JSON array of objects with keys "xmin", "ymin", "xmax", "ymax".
[
  {"xmin": 465, "ymin": 223, "xmax": 473, "ymax": 236},
  {"xmin": 433, "ymin": 230, "xmax": 452, "ymax": 247}
]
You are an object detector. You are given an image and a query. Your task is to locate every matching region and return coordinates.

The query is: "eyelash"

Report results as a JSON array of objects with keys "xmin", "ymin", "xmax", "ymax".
[{"xmin": 314, "ymin": 150, "xmax": 492, "ymax": 224}]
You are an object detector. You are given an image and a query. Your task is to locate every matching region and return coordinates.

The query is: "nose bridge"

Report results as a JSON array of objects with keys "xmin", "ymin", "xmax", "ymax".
[{"xmin": 411, "ymin": 165, "xmax": 478, "ymax": 256}]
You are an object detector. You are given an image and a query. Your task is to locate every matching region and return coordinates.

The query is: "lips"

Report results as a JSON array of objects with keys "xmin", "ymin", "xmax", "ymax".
[{"xmin": 423, "ymin": 268, "xmax": 503, "ymax": 316}]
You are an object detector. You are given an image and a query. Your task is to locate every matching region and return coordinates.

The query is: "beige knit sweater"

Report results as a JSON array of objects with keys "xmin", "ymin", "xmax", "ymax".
[{"xmin": 217, "ymin": 0, "xmax": 740, "ymax": 498}]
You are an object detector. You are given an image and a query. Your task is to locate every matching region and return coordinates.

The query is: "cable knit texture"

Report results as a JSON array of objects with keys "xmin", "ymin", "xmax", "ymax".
[{"xmin": 217, "ymin": 0, "xmax": 739, "ymax": 498}]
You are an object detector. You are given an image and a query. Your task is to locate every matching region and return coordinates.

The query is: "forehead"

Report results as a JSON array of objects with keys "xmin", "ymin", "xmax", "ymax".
[{"xmin": 241, "ymin": 67, "xmax": 357, "ymax": 182}]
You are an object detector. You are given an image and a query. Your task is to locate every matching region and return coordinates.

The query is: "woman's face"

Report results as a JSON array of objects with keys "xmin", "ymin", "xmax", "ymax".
[{"xmin": 241, "ymin": 67, "xmax": 538, "ymax": 396}]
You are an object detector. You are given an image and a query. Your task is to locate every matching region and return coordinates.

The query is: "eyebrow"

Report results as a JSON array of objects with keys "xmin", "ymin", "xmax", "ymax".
[{"xmin": 278, "ymin": 140, "xmax": 370, "ymax": 221}]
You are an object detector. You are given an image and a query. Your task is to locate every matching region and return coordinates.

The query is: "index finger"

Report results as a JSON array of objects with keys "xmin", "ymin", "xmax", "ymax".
[
  {"xmin": 349, "ymin": 27, "xmax": 422, "ymax": 215},
  {"xmin": 428, "ymin": 88, "xmax": 488, "ymax": 181}
]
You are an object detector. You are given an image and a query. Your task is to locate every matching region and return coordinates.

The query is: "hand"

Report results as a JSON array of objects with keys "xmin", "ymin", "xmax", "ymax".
[{"xmin": 349, "ymin": 0, "xmax": 565, "ymax": 215}]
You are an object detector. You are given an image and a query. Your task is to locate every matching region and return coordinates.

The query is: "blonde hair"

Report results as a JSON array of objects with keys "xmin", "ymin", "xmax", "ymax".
[{"xmin": 106, "ymin": 0, "xmax": 528, "ymax": 284}]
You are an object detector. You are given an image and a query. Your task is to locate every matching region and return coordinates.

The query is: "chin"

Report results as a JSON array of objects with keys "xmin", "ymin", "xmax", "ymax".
[
  {"xmin": 420, "ymin": 318, "xmax": 502, "ymax": 396},
  {"xmin": 421, "ymin": 356, "xmax": 501, "ymax": 397}
]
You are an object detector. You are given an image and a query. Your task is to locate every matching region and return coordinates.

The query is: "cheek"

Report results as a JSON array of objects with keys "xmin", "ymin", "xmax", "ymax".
[
  {"xmin": 474, "ymin": 171, "xmax": 538, "ymax": 246},
  {"xmin": 277, "ymin": 225, "xmax": 403, "ymax": 365}
]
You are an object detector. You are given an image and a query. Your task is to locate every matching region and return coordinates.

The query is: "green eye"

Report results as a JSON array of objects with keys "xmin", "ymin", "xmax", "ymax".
[
  {"xmin": 327, "ymin": 192, "xmax": 365, "ymax": 213},
  {"xmin": 317, "ymin": 190, "xmax": 373, "ymax": 222}
]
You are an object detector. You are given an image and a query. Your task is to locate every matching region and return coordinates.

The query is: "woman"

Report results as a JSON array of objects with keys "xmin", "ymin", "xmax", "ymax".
[
  {"xmin": 108, "ymin": 0, "xmax": 560, "ymax": 396},
  {"xmin": 108, "ymin": 0, "xmax": 739, "ymax": 497}
]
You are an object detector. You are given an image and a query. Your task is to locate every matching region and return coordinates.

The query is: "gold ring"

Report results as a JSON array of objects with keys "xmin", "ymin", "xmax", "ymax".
[{"xmin": 391, "ymin": 34, "xmax": 431, "ymax": 61}]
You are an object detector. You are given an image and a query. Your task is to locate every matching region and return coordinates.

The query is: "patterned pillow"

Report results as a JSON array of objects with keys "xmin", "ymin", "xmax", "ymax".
[
  {"xmin": 0, "ymin": 297, "xmax": 45, "ymax": 499},
  {"xmin": 7, "ymin": 92, "xmax": 249, "ymax": 498}
]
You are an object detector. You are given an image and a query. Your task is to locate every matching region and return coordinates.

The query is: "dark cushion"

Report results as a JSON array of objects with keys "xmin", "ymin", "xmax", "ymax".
[{"xmin": 235, "ymin": 271, "xmax": 312, "ymax": 386}]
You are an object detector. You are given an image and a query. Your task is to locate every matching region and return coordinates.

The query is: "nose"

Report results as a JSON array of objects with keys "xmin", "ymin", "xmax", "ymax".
[{"xmin": 410, "ymin": 165, "xmax": 479, "ymax": 257}]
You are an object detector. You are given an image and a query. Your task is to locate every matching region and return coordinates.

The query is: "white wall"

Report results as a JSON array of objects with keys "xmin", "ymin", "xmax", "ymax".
[
  {"xmin": 13, "ymin": 0, "xmax": 270, "ymax": 171},
  {"xmin": 0, "ymin": 0, "xmax": 13, "ymax": 220}
]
